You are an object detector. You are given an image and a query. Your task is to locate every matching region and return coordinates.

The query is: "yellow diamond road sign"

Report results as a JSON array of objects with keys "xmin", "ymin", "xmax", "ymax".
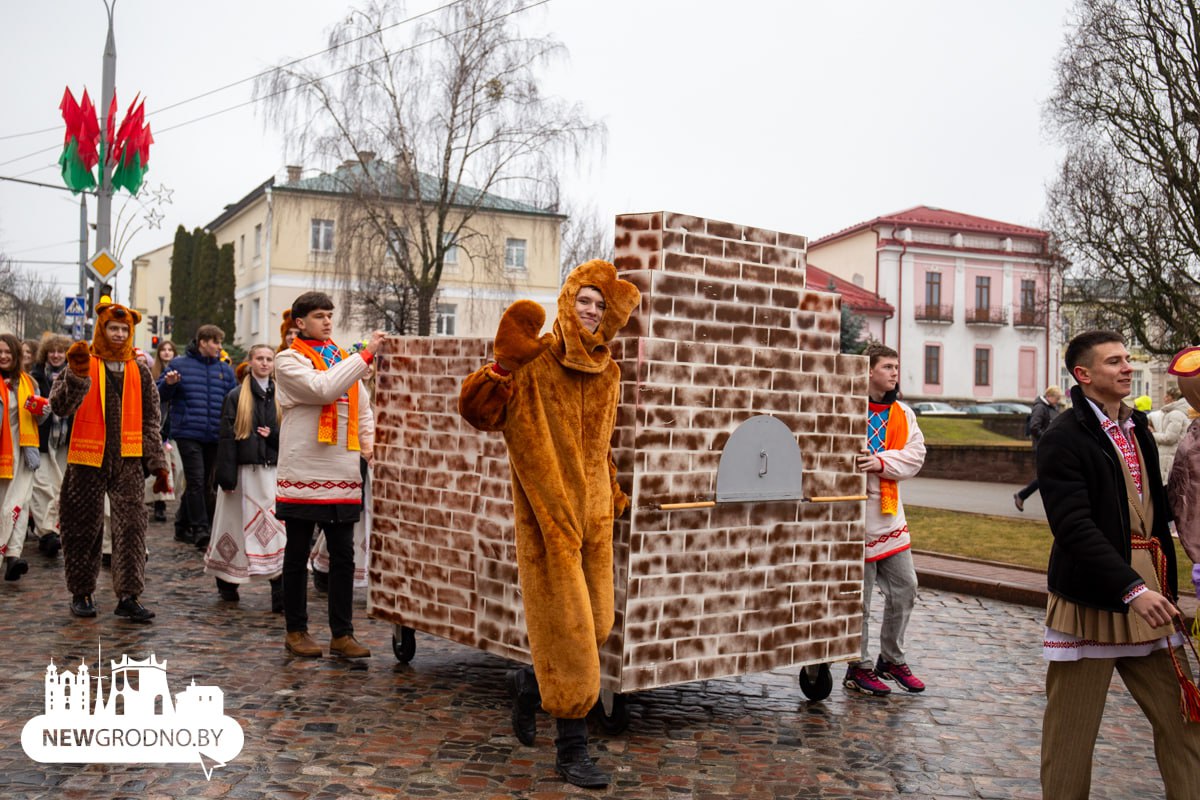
[{"xmin": 87, "ymin": 249, "xmax": 121, "ymax": 281}]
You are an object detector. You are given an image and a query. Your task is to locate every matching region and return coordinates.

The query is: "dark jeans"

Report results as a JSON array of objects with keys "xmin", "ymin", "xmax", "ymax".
[
  {"xmin": 174, "ymin": 438, "xmax": 218, "ymax": 532},
  {"xmin": 1017, "ymin": 478, "xmax": 1039, "ymax": 501},
  {"xmin": 283, "ymin": 518, "xmax": 355, "ymax": 638}
]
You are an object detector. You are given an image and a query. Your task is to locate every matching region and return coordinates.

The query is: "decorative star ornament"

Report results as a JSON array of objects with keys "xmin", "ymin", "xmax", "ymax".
[
  {"xmin": 144, "ymin": 208, "xmax": 164, "ymax": 229},
  {"xmin": 151, "ymin": 183, "xmax": 174, "ymax": 205}
]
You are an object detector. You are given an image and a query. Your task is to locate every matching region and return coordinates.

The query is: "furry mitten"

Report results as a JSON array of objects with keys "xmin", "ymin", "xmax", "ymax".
[
  {"xmin": 152, "ymin": 468, "xmax": 170, "ymax": 495},
  {"xmin": 22, "ymin": 447, "xmax": 40, "ymax": 472},
  {"xmin": 66, "ymin": 341, "xmax": 91, "ymax": 375},
  {"xmin": 494, "ymin": 300, "xmax": 554, "ymax": 372}
]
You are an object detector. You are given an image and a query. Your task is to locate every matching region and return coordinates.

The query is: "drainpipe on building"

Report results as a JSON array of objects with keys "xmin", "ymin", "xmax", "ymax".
[{"xmin": 895, "ymin": 233, "xmax": 908, "ymax": 366}]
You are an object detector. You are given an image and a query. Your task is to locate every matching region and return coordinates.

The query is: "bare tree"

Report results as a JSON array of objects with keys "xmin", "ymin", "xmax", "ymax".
[
  {"xmin": 255, "ymin": 0, "xmax": 600, "ymax": 335},
  {"xmin": 0, "ymin": 253, "xmax": 67, "ymax": 337},
  {"xmin": 558, "ymin": 200, "xmax": 613, "ymax": 283},
  {"xmin": 1044, "ymin": 0, "xmax": 1200, "ymax": 354}
]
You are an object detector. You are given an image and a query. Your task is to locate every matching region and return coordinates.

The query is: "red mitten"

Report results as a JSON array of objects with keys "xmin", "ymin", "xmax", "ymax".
[
  {"xmin": 493, "ymin": 300, "xmax": 554, "ymax": 372},
  {"xmin": 66, "ymin": 341, "xmax": 91, "ymax": 375},
  {"xmin": 152, "ymin": 468, "xmax": 170, "ymax": 495}
]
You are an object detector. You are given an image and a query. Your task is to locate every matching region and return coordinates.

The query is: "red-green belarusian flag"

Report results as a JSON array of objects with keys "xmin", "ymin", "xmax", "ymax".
[
  {"xmin": 57, "ymin": 87, "xmax": 99, "ymax": 193},
  {"xmin": 110, "ymin": 94, "xmax": 153, "ymax": 195}
]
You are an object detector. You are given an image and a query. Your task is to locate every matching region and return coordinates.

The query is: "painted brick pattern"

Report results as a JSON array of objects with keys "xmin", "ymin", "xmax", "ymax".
[{"xmin": 369, "ymin": 211, "xmax": 867, "ymax": 695}]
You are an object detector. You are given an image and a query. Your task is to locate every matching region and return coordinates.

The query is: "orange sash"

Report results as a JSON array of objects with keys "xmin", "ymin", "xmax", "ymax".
[
  {"xmin": 290, "ymin": 339, "xmax": 360, "ymax": 451},
  {"xmin": 879, "ymin": 402, "xmax": 909, "ymax": 515},
  {"xmin": 0, "ymin": 373, "xmax": 39, "ymax": 479},
  {"xmin": 67, "ymin": 358, "xmax": 143, "ymax": 467}
]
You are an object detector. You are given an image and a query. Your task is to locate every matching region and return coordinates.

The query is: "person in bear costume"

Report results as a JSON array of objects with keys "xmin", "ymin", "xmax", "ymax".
[
  {"xmin": 1167, "ymin": 347, "xmax": 1200, "ymax": 596},
  {"xmin": 51, "ymin": 303, "xmax": 168, "ymax": 622},
  {"xmin": 459, "ymin": 259, "xmax": 639, "ymax": 789}
]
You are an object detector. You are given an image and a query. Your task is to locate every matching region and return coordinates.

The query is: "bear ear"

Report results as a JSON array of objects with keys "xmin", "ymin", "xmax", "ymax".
[
  {"xmin": 95, "ymin": 302, "xmax": 115, "ymax": 317},
  {"xmin": 127, "ymin": 307, "xmax": 143, "ymax": 325}
]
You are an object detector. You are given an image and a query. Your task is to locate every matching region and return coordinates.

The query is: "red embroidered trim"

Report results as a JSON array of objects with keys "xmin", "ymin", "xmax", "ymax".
[
  {"xmin": 1044, "ymin": 638, "xmax": 1161, "ymax": 649},
  {"xmin": 277, "ymin": 480, "xmax": 362, "ymax": 490},
  {"xmin": 865, "ymin": 525, "xmax": 909, "ymax": 550}
]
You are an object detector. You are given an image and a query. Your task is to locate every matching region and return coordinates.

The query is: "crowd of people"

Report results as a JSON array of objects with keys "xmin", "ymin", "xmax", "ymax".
[{"xmin": 8, "ymin": 274, "xmax": 1200, "ymax": 793}]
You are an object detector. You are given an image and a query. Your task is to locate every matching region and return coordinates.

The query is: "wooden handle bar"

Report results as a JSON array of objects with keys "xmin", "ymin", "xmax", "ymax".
[
  {"xmin": 654, "ymin": 495, "xmax": 867, "ymax": 510},
  {"xmin": 805, "ymin": 495, "xmax": 868, "ymax": 503}
]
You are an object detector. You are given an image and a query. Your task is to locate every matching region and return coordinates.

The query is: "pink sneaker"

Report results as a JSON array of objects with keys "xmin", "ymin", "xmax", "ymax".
[
  {"xmin": 875, "ymin": 658, "xmax": 925, "ymax": 693},
  {"xmin": 843, "ymin": 666, "xmax": 891, "ymax": 696}
]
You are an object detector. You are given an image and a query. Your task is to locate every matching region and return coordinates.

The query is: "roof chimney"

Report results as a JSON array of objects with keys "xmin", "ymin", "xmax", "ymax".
[
  {"xmin": 285, "ymin": 165, "xmax": 302, "ymax": 183},
  {"xmin": 357, "ymin": 150, "xmax": 375, "ymax": 164}
]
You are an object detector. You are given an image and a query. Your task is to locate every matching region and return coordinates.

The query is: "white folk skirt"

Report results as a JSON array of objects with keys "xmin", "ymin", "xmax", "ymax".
[{"xmin": 204, "ymin": 464, "xmax": 286, "ymax": 583}]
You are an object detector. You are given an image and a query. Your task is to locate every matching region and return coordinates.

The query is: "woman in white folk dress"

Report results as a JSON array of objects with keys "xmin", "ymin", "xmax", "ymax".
[{"xmin": 203, "ymin": 344, "xmax": 285, "ymax": 611}]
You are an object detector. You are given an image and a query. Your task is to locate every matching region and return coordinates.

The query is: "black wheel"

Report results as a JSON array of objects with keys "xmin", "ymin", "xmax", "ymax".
[
  {"xmin": 798, "ymin": 663, "xmax": 833, "ymax": 701},
  {"xmin": 392, "ymin": 625, "xmax": 416, "ymax": 663},
  {"xmin": 591, "ymin": 693, "xmax": 630, "ymax": 734}
]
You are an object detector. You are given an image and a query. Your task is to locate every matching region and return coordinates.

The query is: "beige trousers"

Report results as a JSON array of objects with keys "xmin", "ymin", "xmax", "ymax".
[{"xmin": 1042, "ymin": 647, "xmax": 1200, "ymax": 799}]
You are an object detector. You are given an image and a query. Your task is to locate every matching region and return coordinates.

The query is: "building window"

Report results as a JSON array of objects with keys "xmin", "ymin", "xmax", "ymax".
[
  {"xmin": 239, "ymin": 234, "xmax": 245, "ymax": 270},
  {"xmin": 924, "ymin": 344, "xmax": 940, "ymax": 385},
  {"xmin": 505, "ymin": 238, "xmax": 526, "ymax": 270},
  {"xmin": 974, "ymin": 276, "xmax": 991, "ymax": 309},
  {"xmin": 974, "ymin": 347, "xmax": 991, "ymax": 387},
  {"xmin": 254, "ymin": 224, "xmax": 263, "ymax": 258},
  {"xmin": 311, "ymin": 219, "xmax": 334, "ymax": 253},
  {"xmin": 924, "ymin": 272, "xmax": 941, "ymax": 307},
  {"xmin": 443, "ymin": 232, "xmax": 458, "ymax": 265},
  {"xmin": 250, "ymin": 298, "xmax": 260, "ymax": 335},
  {"xmin": 436, "ymin": 303, "xmax": 456, "ymax": 336},
  {"xmin": 1020, "ymin": 279, "xmax": 1036, "ymax": 312}
]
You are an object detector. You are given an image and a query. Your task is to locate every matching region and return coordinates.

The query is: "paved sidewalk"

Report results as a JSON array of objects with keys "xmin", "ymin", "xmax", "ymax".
[
  {"xmin": 0, "ymin": 517, "xmax": 1182, "ymax": 800},
  {"xmin": 906, "ymin": 477, "xmax": 1045, "ymax": 520}
]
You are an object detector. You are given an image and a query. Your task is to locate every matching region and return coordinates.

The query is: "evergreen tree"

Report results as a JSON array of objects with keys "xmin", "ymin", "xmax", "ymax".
[
  {"xmin": 214, "ymin": 242, "xmax": 236, "ymax": 342},
  {"xmin": 168, "ymin": 225, "xmax": 194, "ymax": 343},
  {"xmin": 840, "ymin": 303, "xmax": 868, "ymax": 355},
  {"xmin": 187, "ymin": 230, "xmax": 219, "ymax": 343}
]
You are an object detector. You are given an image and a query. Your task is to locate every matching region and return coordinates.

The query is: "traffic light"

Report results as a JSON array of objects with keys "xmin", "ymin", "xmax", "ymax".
[
  {"xmin": 164, "ymin": 316, "xmax": 173, "ymax": 335},
  {"xmin": 149, "ymin": 315, "xmax": 159, "ymax": 334},
  {"xmin": 151, "ymin": 335, "xmax": 160, "ymax": 348},
  {"xmin": 99, "ymin": 283, "xmax": 113, "ymax": 304},
  {"xmin": 87, "ymin": 283, "xmax": 114, "ymax": 315}
]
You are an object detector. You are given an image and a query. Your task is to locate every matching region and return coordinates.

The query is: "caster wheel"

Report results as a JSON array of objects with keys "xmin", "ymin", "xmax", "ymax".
[
  {"xmin": 798, "ymin": 663, "xmax": 833, "ymax": 701},
  {"xmin": 392, "ymin": 625, "xmax": 416, "ymax": 663}
]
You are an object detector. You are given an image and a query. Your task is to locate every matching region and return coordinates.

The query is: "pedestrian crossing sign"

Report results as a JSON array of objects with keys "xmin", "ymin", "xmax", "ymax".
[{"xmin": 64, "ymin": 296, "xmax": 85, "ymax": 318}]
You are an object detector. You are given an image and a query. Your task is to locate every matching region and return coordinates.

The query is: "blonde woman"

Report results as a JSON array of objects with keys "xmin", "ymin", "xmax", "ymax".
[{"xmin": 202, "ymin": 345, "xmax": 285, "ymax": 611}]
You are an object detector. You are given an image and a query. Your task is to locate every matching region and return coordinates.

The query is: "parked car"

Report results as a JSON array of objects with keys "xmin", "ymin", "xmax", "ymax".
[
  {"xmin": 981, "ymin": 402, "xmax": 1033, "ymax": 414},
  {"xmin": 958, "ymin": 404, "xmax": 1002, "ymax": 414},
  {"xmin": 910, "ymin": 401, "xmax": 966, "ymax": 415}
]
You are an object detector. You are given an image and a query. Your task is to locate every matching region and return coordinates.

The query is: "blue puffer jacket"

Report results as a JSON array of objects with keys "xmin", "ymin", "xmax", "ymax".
[{"xmin": 157, "ymin": 343, "xmax": 237, "ymax": 443}]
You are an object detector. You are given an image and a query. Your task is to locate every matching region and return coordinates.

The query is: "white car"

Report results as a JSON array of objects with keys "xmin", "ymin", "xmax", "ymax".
[{"xmin": 910, "ymin": 401, "xmax": 966, "ymax": 415}]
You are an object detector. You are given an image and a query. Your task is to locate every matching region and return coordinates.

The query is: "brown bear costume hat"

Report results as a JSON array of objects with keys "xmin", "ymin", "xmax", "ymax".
[
  {"xmin": 90, "ymin": 303, "xmax": 142, "ymax": 361},
  {"xmin": 550, "ymin": 259, "xmax": 641, "ymax": 372}
]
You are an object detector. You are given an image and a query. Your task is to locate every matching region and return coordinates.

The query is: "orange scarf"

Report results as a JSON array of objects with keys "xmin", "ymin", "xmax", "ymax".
[
  {"xmin": 290, "ymin": 339, "xmax": 360, "ymax": 451},
  {"xmin": 67, "ymin": 358, "xmax": 143, "ymax": 467},
  {"xmin": 0, "ymin": 373, "xmax": 39, "ymax": 479},
  {"xmin": 879, "ymin": 402, "xmax": 909, "ymax": 515}
]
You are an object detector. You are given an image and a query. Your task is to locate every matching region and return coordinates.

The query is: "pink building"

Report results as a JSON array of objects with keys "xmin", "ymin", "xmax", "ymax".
[{"xmin": 808, "ymin": 206, "xmax": 1058, "ymax": 402}]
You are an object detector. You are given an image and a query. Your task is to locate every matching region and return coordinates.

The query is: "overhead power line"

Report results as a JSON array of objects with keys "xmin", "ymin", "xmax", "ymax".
[{"xmin": 0, "ymin": 0, "xmax": 464, "ymax": 146}]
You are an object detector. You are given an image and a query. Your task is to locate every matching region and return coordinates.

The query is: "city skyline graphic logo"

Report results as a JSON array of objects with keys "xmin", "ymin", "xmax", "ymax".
[{"xmin": 20, "ymin": 644, "xmax": 244, "ymax": 780}]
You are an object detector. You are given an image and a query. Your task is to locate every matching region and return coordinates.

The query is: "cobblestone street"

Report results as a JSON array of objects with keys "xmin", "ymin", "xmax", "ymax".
[{"xmin": 0, "ymin": 517, "xmax": 1179, "ymax": 799}]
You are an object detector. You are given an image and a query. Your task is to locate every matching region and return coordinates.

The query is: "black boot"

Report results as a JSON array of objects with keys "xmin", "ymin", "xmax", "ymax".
[
  {"xmin": 193, "ymin": 526, "xmax": 211, "ymax": 551},
  {"xmin": 216, "ymin": 578, "xmax": 240, "ymax": 602},
  {"xmin": 153, "ymin": 501, "xmax": 167, "ymax": 523},
  {"xmin": 554, "ymin": 717, "xmax": 609, "ymax": 789},
  {"xmin": 507, "ymin": 665, "xmax": 540, "ymax": 746},
  {"xmin": 270, "ymin": 577, "xmax": 284, "ymax": 614}
]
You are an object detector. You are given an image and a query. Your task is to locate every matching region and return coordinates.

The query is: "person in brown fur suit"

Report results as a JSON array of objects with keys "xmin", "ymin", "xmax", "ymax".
[
  {"xmin": 51, "ymin": 303, "xmax": 169, "ymax": 622},
  {"xmin": 459, "ymin": 260, "xmax": 639, "ymax": 789}
]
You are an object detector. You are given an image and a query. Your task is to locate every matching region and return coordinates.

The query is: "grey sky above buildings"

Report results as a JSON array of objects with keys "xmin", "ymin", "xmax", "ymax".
[{"xmin": 0, "ymin": 0, "xmax": 1074, "ymax": 303}]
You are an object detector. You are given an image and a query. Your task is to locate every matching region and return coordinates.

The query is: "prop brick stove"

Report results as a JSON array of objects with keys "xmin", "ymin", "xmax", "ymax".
[{"xmin": 368, "ymin": 211, "xmax": 868, "ymax": 707}]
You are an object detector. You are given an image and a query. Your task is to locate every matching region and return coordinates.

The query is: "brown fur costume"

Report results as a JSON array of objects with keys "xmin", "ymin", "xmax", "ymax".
[
  {"xmin": 51, "ymin": 303, "xmax": 167, "ymax": 601},
  {"xmin": 277, "ymin": 309, "xmax": 296, "ymax": 353},
  {"xmin": 459, "ymin": 260, "xmax": 639, "ymax": 719}
]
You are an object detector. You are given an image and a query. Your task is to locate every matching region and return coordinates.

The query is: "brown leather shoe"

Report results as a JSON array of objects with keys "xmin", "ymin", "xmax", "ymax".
[
  {"xmin": 285, "ymin": 631, "xmax": 323, "ymax": 658},
  {"xmin": 329, "ymin": 635, "xmax": 370, "ymax": 659}
]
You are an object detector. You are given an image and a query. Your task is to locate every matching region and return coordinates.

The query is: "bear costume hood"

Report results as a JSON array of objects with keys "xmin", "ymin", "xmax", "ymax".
[
  {"xmin": 550, "ymin": 259, "xmax": 640, "ymax": 374},
  {"xmin": 278, "ymin": 308, "xmax": 296, "ymax": 353},
  {"xmin": 90, "ymin": 302, "xmax": 141, "ymax": 362}
]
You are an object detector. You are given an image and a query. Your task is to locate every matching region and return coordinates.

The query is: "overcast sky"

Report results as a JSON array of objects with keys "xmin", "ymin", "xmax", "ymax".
[{"xmin": 0, "ymin": 0, "xmax": 1076, "ymax": 304}]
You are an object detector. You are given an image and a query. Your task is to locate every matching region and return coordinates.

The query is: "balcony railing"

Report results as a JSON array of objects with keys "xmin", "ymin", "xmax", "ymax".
[
  {"xmin": 965, "ymin": 306, "xmax": 1008, "ymax": 326},
  {"xmin": 1012, "ymin": 306, "xmax": 1048, "ymax": 328},
  {"xmin": 913, "ymin": 304, "xmax": 954, "ymax": 323}
]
